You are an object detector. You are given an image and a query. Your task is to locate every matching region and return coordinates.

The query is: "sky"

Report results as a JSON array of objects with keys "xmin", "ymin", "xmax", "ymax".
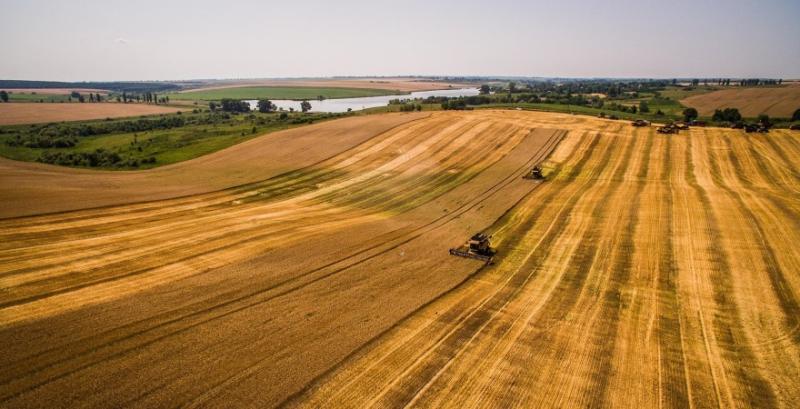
[{"xmin": 1, "ymin": 0, "xmax": 799, "ymax": 81}]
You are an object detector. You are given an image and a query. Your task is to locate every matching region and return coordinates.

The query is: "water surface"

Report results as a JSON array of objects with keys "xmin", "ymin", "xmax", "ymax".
[{"xmin": 246, "ymin": 88, "xmax": 479, "ymax": 113}]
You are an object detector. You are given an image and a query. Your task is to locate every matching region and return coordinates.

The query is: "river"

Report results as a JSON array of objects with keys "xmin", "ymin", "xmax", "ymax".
[{"xmin": 246, "ymin": 88, "xmax": 480, "ymax": 113}]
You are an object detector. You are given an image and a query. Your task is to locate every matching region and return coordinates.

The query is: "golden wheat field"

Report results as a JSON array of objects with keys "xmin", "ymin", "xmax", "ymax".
[
  {"xmin": 681, "ymin": 85, "xmax": 800, "ymax": 117},
  {"xmin": 1, "ymin": 110, "xmax": 799, "ymax": 408}
]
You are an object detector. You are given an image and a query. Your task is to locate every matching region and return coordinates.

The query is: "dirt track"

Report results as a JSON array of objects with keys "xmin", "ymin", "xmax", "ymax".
[
  {"xmin": 1, "ymin": 111, "xmax": 799, "ymax": 408},
  {"xmin": 0, "ymin": 103, "xmax": 188, "ymax": 125}
]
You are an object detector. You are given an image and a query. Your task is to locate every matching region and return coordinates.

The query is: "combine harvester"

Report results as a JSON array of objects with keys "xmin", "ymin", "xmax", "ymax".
[
  {"xmin": 657, "ymin": 124, "xmax": 679, "ymax": 134},
  {"xmin": 452, "ymin": 164, "xmax": 547, "ymax": 263},
  {"xmin": 523, "ymin": 166, "xmax": 545, "ymax": 180},
  {"xmin": 449, "ymin": 233, "xmax": 496, "ymax": 263}
]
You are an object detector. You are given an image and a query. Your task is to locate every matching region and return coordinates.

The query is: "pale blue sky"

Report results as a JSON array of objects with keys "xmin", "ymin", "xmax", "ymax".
[{"xmin": 1, "ymin": 0, "xmax": 798, "ymax": 81}]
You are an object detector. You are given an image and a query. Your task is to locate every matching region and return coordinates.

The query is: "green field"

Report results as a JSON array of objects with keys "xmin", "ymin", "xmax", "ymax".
[
  {"xmin": 5, "ymin": 93, "xmax": 73, "ymax": 103},
  {"xmin": 0, "ymin": 110, "xmax": 348, "ymax": 169},
  {"xmin": 658, "ymin": 85, "xmax": 718, "ymax": 100},
  {"xmin": 168, "ymin": 86, "xmax": 404, "ymax": 101},
  {"xmin": 473, "ymin": 102, "xmax": 672, "ymax": 121}
]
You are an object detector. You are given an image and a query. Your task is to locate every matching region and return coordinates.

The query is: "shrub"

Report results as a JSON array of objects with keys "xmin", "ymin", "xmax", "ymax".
[
  {"xmin": 712, "ymin": 108, "xmax": 741, "ymax": 122},
  {"xmin": 683, "ymin": 107, "xmax": 698, "ymax": 121}
]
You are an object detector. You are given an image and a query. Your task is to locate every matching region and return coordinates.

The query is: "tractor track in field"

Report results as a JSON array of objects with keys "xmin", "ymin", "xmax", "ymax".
[
  {"xmin": 0, "ymin": 112, "xmax": 564, "ymax": 405},
  {"xmin": 2, "ymin": 110, "xmax": 799, "ymax": 408}
]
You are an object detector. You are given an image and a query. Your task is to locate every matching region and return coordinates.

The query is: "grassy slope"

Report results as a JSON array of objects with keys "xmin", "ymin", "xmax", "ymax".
[
  {"xmin": 168, "ymin": 86, "xmax": 405, "ymax": 101},
  {"xmin": 0, "ymin": 111, "xmax": 346, "ymax": 169}
]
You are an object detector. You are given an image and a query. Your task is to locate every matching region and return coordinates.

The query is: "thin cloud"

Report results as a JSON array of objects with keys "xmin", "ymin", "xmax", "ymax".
[{"xmin": 115, "ymin": 38, "xmax": 129, "ymax": 45}]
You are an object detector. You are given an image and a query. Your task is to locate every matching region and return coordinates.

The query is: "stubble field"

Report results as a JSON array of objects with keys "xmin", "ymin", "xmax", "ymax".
[
  {"xmin": 1, "ymin": 110, "xmax": 798, "ymax": 408},
  {"xmin": 0, "ymin": 103, "xmax": 188, "ymax": 125},
  {"xmin": 681, "ymin": 85, "xmax": 800, "ymax": 117}
]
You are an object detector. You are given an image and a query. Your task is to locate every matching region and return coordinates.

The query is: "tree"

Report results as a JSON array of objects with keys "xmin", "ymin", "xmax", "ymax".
[
  {"xmin": 220, "ymin": 98, "xmax": 251, "ymax": 113},
  {"xmin": 89, "ymin": 93, "xmax": 95, "ymax": 102},
  {"xmin": 300, "ymin": 100, "xmax": 312, "ymax": 113},
  {"xmin": 508, "ymin": 82, "xmax": 517, "ymax": 93},
  {"xmin": 95, "ymin": 93, "xmax": 102, "ymax": 102},
  {"xmin": 479, "ymin": 84, "xmax": 490, "ymax": 95},
  {"xmin": 152, "ymin": 93, "xmax": 157, "ymax": 104},
  {"xmin": 792, "ymin": 108, "xmax": 800, "ymax": 122},
  {"xmin": 683, "ymin": 107, "xmax": 699, "ymax": 122},
  {"xmin": 712, "ymin": 108, "xmax": 741, "ymax": 122},
  {"xmin": 758, "ymin": 114, "xmax": 771, "ymax": 127},
  {"xmin": 209, "ymin": 101, "xmax": 217, "ymax": 111},
  {"xmin": 122, "ymin": 92, "xmax": 127, "ymax": 103},
  {"xmin": 638, "ymin": 100, "xmax": 649, "ymax": 113},
  {"xmin": 257, "ymin": 99, "xmax": 276, "ymax": 113},
  {"xmin": 78, "ymin": 95, "xmax": 85, "ymax": 103},
  {"xmin": 0, "ymin": 90, "xmax": 8, "ymax": 102}
]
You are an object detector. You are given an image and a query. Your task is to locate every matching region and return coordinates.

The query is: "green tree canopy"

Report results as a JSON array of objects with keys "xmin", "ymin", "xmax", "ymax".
[
  {"xmin": 683, "ymin": 107, "xmax": 699, "ymax": 121},
  {"xmin": 711, "ymin": 108, "xmax": 741, "ymax": 122},
  {"xmin": 257, "ymin": 99, "xmax": 276, "ymax": 113}
]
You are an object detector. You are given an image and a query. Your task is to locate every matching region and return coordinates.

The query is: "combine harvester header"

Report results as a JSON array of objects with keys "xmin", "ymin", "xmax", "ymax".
[{"xmin": 449, "ymin": 233, "xmax": 496, "ymax": 263}]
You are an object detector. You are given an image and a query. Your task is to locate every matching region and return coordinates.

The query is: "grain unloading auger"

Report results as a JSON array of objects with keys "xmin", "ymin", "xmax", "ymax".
[{"xmin": 449, "ymin": 233, "xmax": 496, "ymax": 263}]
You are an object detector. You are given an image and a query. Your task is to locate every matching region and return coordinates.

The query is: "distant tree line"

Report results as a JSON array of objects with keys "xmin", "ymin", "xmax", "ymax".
[
  {"xmin": 0, "ymin": 80, "xmax": 180, "ymax": 93},
  {"xmin": 37, "ymin": 149, "xmax": 155, "ymax": 168}
]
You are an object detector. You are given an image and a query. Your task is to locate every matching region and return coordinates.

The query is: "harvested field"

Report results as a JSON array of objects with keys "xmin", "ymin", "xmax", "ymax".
[
  {"xmin": 1, "ymin": 111, "xmax": 799, "ymax": 408},
  {"xmin": 681, "ymin": 85, "xmax": 800, "ymax": 117},
  {"xmin": 0, "ymin": 113, "xmax": 427, "ymax": 217},
  {"xmin": 170, "ymin": 86, "xmax": 401, "ymax": 101},
  {"xmin": 0, "ymin": 103, "xmax": 188, "ymax": 125},
  {"xmin": 183, "ymin": 78, "xmax": 469, "ymax": 93}
]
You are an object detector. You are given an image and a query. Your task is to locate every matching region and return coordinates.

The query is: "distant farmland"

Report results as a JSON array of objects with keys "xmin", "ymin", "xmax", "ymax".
[
  {"xmin": 0, "ymin": 103, "xmax": 187, "ymax": 125},
  {"xmin": 681, "ymin": 85, "xmax": 800, "ymax": 117},
  {"xmin": 170, "ymin": 86, "xmax": 405, "ymax": 101}
]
